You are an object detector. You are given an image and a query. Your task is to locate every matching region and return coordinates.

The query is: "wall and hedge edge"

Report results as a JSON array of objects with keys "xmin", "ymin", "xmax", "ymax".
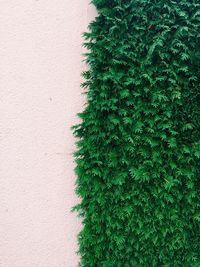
[{"xmin": 72, "ymin": 0, "xmax": 200, "ymax": 266}]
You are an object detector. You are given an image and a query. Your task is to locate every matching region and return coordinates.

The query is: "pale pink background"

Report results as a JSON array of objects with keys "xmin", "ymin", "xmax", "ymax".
[{"xmin": 0, "ymin": 1, "xmax": 96, "ymax": 266}]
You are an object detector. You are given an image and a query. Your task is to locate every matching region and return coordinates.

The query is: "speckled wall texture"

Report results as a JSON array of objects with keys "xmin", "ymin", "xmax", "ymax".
[{"xmin": 0, "ymin": 1, "xmax": 95, "ymax": 266}]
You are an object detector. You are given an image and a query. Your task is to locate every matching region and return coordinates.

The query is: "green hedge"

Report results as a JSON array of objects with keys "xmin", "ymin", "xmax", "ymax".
[{"xmin": 72, "ymin": 0, "xmax": 200, "ymax": 266}]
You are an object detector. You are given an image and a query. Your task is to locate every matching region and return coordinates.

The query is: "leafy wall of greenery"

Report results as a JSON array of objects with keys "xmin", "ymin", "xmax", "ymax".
[{"xmin": 72, "ymin": 0, "xmax": 200, "ymax": 266}]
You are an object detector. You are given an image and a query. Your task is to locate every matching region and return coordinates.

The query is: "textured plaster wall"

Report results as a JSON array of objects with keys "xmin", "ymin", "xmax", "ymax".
[{"xmin": 0, "ymin": 1, "xmax": 95, "ymax": 266}]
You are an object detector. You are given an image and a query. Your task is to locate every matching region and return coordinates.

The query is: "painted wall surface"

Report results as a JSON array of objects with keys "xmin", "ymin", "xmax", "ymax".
[{"xmin": 0, "ymin": 1, "xmax": 96, "ymax": 266}]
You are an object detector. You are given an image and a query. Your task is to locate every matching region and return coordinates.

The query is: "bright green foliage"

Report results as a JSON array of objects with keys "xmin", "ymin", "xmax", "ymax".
[{"xmin": 72, "ymin": 0, "xmax": 200, "ymax": 266}]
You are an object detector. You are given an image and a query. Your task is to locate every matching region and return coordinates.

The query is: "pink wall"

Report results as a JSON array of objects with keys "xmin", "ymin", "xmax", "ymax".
[{"xmin": 0, "ymin": 1, "xmax": 96, "ymax": 266}]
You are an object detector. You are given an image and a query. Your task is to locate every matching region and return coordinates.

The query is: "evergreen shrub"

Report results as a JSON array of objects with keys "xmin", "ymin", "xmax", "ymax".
[{"xmin": 72, "ymin": 0, "xmax": 200, "ymax": 266}]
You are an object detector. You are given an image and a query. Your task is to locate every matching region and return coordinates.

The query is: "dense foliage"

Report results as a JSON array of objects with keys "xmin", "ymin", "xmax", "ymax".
[{"xmin": 72, "ymin": 0, "xmax": 200, "ymax": 266}]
